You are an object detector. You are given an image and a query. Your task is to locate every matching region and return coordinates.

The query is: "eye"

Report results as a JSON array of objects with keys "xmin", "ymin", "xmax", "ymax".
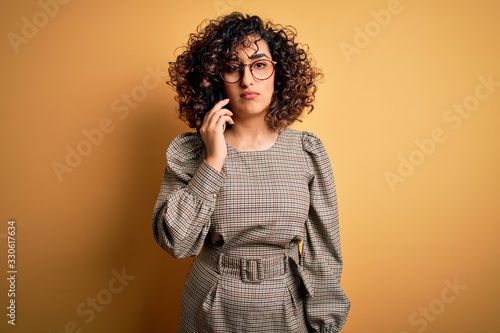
[
  {"xmin": 225, "ymin": 62, "xmax": 242, "ymax": 72},
  {"xmin": 253, "ymin": 61, "xmax": 268, "ymax": 69}
]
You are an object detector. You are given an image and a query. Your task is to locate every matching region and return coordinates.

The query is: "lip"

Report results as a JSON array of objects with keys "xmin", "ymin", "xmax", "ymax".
[{"xmin": 240, "ymin": 91, "xmax": 260, "ymax": 99}]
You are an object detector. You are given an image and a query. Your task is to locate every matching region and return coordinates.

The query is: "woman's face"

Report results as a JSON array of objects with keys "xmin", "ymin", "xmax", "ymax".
[{"xmin": 222, "ymin": 35, "xmax": 275, "ymax": 121}]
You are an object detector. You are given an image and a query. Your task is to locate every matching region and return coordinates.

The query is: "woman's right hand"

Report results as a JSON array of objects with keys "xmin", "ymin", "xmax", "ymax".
[{"xmin": 199, "ymin": 99, "xmax": 234, "ymax": 172}]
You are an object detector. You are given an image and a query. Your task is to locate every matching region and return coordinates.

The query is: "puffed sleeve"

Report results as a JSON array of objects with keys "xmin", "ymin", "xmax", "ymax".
[
  {"xmin": 301, "ymin": 131, "xmax": 350, "ymax": 332},
  {"xmin": 152, "ymin": 132, "xmax": 225, "ymax": 258}
]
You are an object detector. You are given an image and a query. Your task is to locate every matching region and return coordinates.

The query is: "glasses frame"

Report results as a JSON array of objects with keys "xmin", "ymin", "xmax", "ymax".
[{"xmin": 220, "ymin": 59, "xmax": 278, "ymax": 84}]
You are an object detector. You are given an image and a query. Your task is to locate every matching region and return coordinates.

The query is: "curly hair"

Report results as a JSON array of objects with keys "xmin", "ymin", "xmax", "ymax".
[{"xmin": 167, "ymin": 12, "xmax": 322, "ymax": 130}]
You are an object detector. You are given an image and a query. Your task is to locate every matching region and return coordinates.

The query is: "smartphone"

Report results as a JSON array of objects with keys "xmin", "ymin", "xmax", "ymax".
[{"xmin": 218, "ymin": 90, "xmax": 231, "ymax": 111}]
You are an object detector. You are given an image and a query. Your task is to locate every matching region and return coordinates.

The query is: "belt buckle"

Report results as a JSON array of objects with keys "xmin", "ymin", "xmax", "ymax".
[{"xmin": 240, "ymin": 257, "xmax": 264, "ymax": 284}]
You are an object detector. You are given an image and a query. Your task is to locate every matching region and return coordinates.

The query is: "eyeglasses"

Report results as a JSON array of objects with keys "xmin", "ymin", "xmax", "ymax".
[{"xmin": 221, "ymin": 59, "xmax": 277, "ymax": 84}]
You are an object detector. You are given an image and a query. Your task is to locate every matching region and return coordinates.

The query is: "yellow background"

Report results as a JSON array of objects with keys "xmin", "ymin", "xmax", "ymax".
[{"xmin": 1, "ymin": 0, "xmax": 499, "ymax": 332}]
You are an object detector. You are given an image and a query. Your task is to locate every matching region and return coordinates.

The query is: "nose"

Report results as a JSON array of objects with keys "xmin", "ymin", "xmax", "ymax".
[{"xmin": 240, "ymin": 65, "xmax": 254, "ymax": 87}]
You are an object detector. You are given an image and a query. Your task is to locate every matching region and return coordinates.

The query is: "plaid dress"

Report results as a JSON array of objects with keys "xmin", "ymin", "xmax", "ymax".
[{"xmin": 152, "ymin": 128, "xmax": 350, "ymax": 332}]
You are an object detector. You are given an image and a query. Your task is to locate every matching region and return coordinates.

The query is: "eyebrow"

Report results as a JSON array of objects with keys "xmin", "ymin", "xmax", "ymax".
[
  {"xmin": 248, "ymin": 53, "xmax": 270, "ymax": 60},
  {"xmin": 229, "ymin": 53, "xmax": 271, "ymax": 63}
]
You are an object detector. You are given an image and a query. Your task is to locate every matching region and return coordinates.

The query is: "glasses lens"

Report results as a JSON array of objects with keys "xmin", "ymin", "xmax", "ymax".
[
  {"xmin": 250, "ymin": 60, "xmax": 275, "ymax": 80},
  {"xmin": 222, "ymin": 60, "xmax": 275, "ymax": 83},
  {"xmin": 222, "ymin": 63, "xmax": 242, "ymax": 83}
]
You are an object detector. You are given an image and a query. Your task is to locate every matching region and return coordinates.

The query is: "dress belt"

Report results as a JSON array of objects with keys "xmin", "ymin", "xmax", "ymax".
[{"xmin": 198, "ymin": 243, "xmax": 303, "ymax": 284}]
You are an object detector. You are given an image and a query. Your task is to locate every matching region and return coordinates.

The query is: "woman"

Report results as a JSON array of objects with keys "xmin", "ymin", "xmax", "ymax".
[{"xmin": 152, "ymin": 12, "xmax": 350, "ymax": 332}]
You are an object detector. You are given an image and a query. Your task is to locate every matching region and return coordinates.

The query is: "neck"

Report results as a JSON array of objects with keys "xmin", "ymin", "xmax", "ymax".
[{"xmin": 225, "ymin": 122, "xmax": 279, "ymax": 151}]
